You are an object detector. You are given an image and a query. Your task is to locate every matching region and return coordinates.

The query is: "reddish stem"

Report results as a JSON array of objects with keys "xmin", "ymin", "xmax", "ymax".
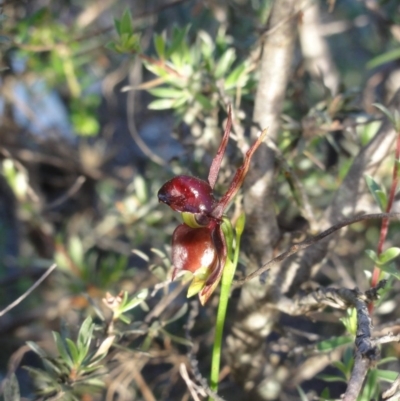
[
  {"xmin": 208, "ymin": 106, "xmax": 232, "ymax": 189},
  {"xmin": 212, "ymin": 129, "xmax": 267, "ymax": 219},
  {"xmin": 370, "ymin": 128, "xmax": 400, "ymax": 312}
]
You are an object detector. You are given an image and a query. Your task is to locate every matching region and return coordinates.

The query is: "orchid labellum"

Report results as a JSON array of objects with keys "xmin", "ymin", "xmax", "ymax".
[{"xmin": 158, "ymin": 107, "xmax": 266, "ymax": 304}]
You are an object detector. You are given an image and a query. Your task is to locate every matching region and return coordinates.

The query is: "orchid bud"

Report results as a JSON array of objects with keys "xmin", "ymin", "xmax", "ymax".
[{"xmin": 158, "ymin": 175, "xmax": 215, "ymax": 215}]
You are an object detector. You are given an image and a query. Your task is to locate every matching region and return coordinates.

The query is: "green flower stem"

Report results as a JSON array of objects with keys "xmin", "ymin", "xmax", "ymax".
[{"xmin": 209, "ymin": 215, "xmax": 244, "ymax": 399}]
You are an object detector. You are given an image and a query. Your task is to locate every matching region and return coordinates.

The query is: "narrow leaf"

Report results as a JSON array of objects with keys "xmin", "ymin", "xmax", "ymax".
[
  {"xmin": 368, "ymin": 49, "xmax": 400, "ymax": 69},
  {"xmin": 364, "ymin": 174, "xmax": 386, "ymax": 211},
  {"xmin": 154, "ymin": 33, "xmax": 165, "ymax": 59},
  {"xmin": 378, "ymin": 247, "xmax": 400, "ymax": 265},
  {"xmin": 215, "ymin": 48, "xmax": 236, "ymax": 79},
  {"xmin": 148, "ymin": 98, "xmax": 176, "ymax": 110},
  {"xmin": 316, "ymin": 335, "xmax": 353, "ymax": 352}
]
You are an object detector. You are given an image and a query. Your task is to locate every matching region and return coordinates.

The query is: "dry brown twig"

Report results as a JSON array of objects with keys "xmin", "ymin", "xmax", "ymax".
[{"xmin": 0, "ymin": 263, "xmax": 57, "ymax": 318}]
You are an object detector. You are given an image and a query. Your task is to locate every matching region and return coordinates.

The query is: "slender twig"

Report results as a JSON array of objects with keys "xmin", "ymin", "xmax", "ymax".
[
  {"xmin": 0, "ymin": 263, "xmax": 57, "ymax": 317},
  {"xmin": 235, "ymin": 212, "xmax": 400, "ymax": 285},
  {"xmin": 44, "ymin": 176, "xmax": 86, "ymax": 210}
]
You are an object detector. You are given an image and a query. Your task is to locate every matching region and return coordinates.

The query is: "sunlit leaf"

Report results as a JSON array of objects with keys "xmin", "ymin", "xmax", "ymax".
[
  {"xmin": 378, "ymin": 247, "xmax": 400, "ymax": 266},
  {"xmin": 154, "ymin": 33, "xmax": 165, "ymax": 59},
  {"xmin": 368, "ymin": 49, "xmax": 400, "ymax": 69},
  {"xmin": 215, "ymin": 48, "xmax": 236, "ymax": 79}
]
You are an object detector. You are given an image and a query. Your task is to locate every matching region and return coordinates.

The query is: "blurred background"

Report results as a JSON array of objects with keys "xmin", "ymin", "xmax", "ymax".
[{"xmin": 0, "ymin": 0, "xmax": 400, "ymax": 400}]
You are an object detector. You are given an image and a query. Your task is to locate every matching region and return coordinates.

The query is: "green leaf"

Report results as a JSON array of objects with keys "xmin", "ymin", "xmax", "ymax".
[
  {"xmin": 378, "ymin": 356, "xmax": 398, "ymax": 366},
  {"xmin": 320, "ymin": 387, "xmax": 331, "ymax": 401},
  {"xmin": 378, "ymin": 262, "xmax": 400, "ymax": 280},
  {"xmin": 26, "ymin": 341, "xmax": 47, "ymax": 358},
  {"xmin": 52, "ymin": 332, "xmax": 73, "ymax": 367},
  {"xmin": 296, "ymin": 385, "xmax": 308, "ymax": 401},
  {"xmin": 332, "ymin": 360, "xmax": 350, "ymax": 378},
  {"xmin": 66, "ymin": 338, "xmax": 79, "ymax": 364},
  {"xmin": 154, "ymin": 33, "xmax": 165, "ymax": 59},
  {"xmin": 166, "ymin": 26, "xmax": 189, "ymax": 58},
  {"xmin": 215, "ymin": 48, "xmax": 236, "ymax": 79},
  {"xmin": 378, "ymin": 247, "xmax": 400, "ymax": 266},
  {"xmin": 148, "ymin": 98, "xmax": 176, "ymax": 110},
  {"xmin": 365, "ymin": 249, "xmax": 378, "ymax": 264},
  {"xmin": 375, "ymin": 369, "xmax": 398, "ymax": 382},
  {"xmin": 78, "ymin": 317, "xmax": 93, "ymax": 349},
  {"xmin": 148, "ymin": 87, "xmax": 184, "ymax": 98},
  {"xmin": 194, "ymin": 93, "xmax": 213, "ymax": 110},
  {"xmin": 364, "ymin": 174, "xmax": 386, "ymax": 211},
  {"xmin": 368, "ymin": 48, "xmax": 400, "ymax": 70},
  {"xmin": 120, "ymin": 9, "xmax": 133, "ymax": 36},
  {"xmin": 375, "ymin": 190, "xmax": 387, "ymax": 211},
  {"xmin": 235, "ymin": 213, "xmax": 246, "ymax": 238},
  {"xmin": 225, "ymin": 63, "xmax": 247, "ymax": 90},
  {"xmin": 317, "ymin": 374, "xmax": 347, "ymax": 383},
  {"xmin": 316, "ymin": 335, "xmax": 353, "ymax": 352},
  {"xmin": 120, "ymin": 289, "xmax": 149, "ymax": 313},
  {"xmin": 3, "ymin": 373, "xmax": 20, "ymax": 401}
]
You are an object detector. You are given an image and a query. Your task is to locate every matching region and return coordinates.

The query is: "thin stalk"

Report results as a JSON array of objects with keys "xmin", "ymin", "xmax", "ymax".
[{"xmin": 209, "ymin": 218, "xmax": 243, "ymax": 399}]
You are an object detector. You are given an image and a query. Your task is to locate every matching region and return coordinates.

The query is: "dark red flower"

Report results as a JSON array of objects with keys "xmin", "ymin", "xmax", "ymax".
[{"xmin": 158, "ymin": 106, "xmax": 266, "ymax": 304}]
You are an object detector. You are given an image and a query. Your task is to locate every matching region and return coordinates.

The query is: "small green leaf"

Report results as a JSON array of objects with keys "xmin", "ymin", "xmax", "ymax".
[
  {"xmin": 66, "ymin": 338, "xmax": 79, "ymax": 364},
  {"xmin": 148, "ymin": 98, "xmax": 176, "ymax": 110},
  {"xmin": 368, "ymin": 49, "xmax": 400, "ymax": 70},
  {"xmin": 375, "ymin": 190, "xmax": 387, "ymax": 211},
  {"xmin": 378, "ymin": 262, "xmax": 400, "ymax": 280},
  {"xmin": 120, "ymin": 289, "xmax": 149, "ymax": 313},
  {"xmin": 378, "ymin": 247, "xmax": 400, "ymax": 266},
  {"xmin": 296, "ymin": 385, "xmax": 308, "ymax": 401},
  {"xmin": 364, "ymin": 174, "xmax": 386, "ymax": 211},
  {"xmin": 194, "ymin": 93, "xmax": 213, "ymax": 110},
  {"xmin": 215, "ymin": 48, "xmax": 236, "ymax": 79},
  {"xmin": 26, "ymin": 341, "xmax": 47, "ymax": 358},
  {"xmin": 52, "ymin": 332, "xmax": 72, "ymax": 367},
  {"xmin": 225, "ymin": 63, "xmax": 247, "ymax": 90},
  {"xmin": 320, "ymin": 387, "xmax": 331, "ymax": 401},
  {"xmin": 332, "ymin": 360, "xmax": 350, "ymax": 378},
  {"xmin": 317, "ymin": 374, "xmax": 347, "ymax": 383},
  {"xmin": 235, "ymin": 213, "xmax": 246, "ymax": 238},
  {"xmin": 375, "ymin": 369, "xmax": 399, "ymax": 382},
  {"xmin": 118, "ymin": 314, "xmax": 131, "ymax": 324},
  {"xmin": 377, "ymin": 356, "xmax": 398, "ymax": 366},
  {"xmin": 154, "ymin": 33, "xmax": 165, "ymax": 59},
  {"xmin": 148, "ymin": 87, "xmax": 184, "ymax": 98},
  {"xmin": 78, "ymin": 317, "xmax": 93, "ymax": 344},
  {"xmin": 365, "ymin": 249, "xmax": 378, "ymax": 264},
  {"xmin": 166, "ymin": 26, "xmax": 189, "ymax": 58},
  {"xmin": 120, "ymin": 9, "xmax": 133, "ymax": 36},
  {"xmin": 316, "ymin": 335, "xmax": 353, "ymax": 352}
]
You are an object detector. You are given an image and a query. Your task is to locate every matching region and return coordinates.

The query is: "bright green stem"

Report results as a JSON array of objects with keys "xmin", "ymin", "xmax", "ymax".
[{"xmin": 209, "ymin": 216, "xmax": 244, "ymax": 399}]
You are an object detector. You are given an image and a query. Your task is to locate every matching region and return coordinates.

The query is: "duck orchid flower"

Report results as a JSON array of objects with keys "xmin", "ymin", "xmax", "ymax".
[{"xmin": 158, "ymin": 107, "xmax": 266, "ymax": 304}]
